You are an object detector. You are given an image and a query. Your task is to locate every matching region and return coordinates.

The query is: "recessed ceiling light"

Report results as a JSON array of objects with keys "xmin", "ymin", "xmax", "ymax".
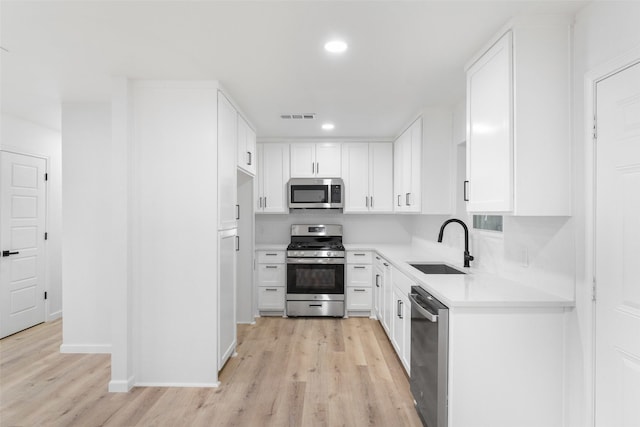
[
  {"xmin": 324, "ymin": 40, "xmax": 348, "ymax": 54},
  {"xmin": 322, "ymin": 123, "xmax": 335, "ymax": 131}
]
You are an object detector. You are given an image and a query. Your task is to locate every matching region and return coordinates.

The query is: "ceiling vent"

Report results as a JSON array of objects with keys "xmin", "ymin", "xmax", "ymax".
[{"xmin": 280, "ymin": 113, "xmax": 316, "ymax": 120}]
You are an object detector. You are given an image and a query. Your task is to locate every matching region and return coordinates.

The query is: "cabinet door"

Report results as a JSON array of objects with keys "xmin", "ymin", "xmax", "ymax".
[
  {"xmin": 466, "ymin": 31, "xmax": 513, "ymax": 212},
  {"xmin": 255, "ymin": 144, "xmax": 264, "ymax": 211},
  {"xmin": 290, "ymin": 143, "xmax": 316, "ymax": 178},
  {"xmin": 394, "ymin": 131, "xmax": 409, "ymax": 212},
  {"xmin": 315, "ymin": 143, "xmax": 342, "ymax": 177},
  {"xmin": 382, "ymin": 264, "xmax": 393, "ymax": 334},
  {"xmin": 407, "ymin": 120, "xmax": 422, "ymax": 212},
  {"xmin": 218, "ymin": 92, "xmax": 238, "ymax": 230},
  {"xmin": 237, "ymin": 115, "xmax": 256, "ymax": 176},
  {"xmin": 261, "ymin": 144, "xmax": 289, "ymax": 213},
  {"xmin": 218, "ymin": 229, "xmax": 237, "ymax": 369},
  {"xmin": 369, "ymin": 143, "xmax": 394, "ymax": 213},
  {"xmin": 342, "ymin": 143, "xmax": 370, "ymax": 213},
  {"xmin": 246, "ymin": 126, "xmax": 256, "ymax": 176},
  {"xmin": 374, "ymin": 262, "xmax": 383, "ymax": 318}
]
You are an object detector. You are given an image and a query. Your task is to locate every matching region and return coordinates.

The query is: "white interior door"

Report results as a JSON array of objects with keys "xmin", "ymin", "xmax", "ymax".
[
  {"xmin": 595, "ymin": 61, "xmax": 640, "ymax": 427},
  {"xmin": 0, "ymin": 151, "xmax": 47, "ymax": 338}
]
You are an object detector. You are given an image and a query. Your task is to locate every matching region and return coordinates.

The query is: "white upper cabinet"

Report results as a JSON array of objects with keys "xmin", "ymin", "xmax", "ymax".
[
  {"xmin": 465, "ymin": 16, "xmax": 572, "ymax": 215},
  {"xmin": 237, "ymin": 114, "xmax": 256, "ymax": 176},
  {"xmin": 217, "ymin": 91, "xmax": 238, "ymax": 230},
  {"xmin": 394, "ymin": 108, "xmax": 454, "ymax": 215},
  {"xmin": 342, "ymin": 143, "xmax": 393, "ymax": 213},
  {"xmin": 290, "ymin": 142, "xmax": 341, "ymax": 178},
  {"xmin": 256, "ymin": 143, "xmax": 290, "ymax": 214}
]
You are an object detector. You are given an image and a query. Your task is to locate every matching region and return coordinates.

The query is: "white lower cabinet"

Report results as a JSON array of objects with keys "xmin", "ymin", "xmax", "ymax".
[
  {"xmin": 218, "ymin": 229, "xmax": 237, "ymax": 370},
  {"xmin": 256, "ymin": 250, "xmax": 286, "ymax": 314},
  {"xmin": 390, "ymin": 267, "xmax": 411, "ymax": 374},
  {"xmin": 346, "ymin": 251, "xmax": 373, "ymax": 316}
]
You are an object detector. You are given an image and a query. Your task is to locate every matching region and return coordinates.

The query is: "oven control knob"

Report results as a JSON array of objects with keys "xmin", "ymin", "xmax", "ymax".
[
  {"xmin": 314, "ymin": 251, "xmax": 319, "ymax": 256},
  {"xmin": 327, "ymin": 252, "xmax": 332, "ymax": 257}
]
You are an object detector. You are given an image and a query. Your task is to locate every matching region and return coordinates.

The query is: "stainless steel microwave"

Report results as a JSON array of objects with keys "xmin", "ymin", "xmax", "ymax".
[{"xmin": 288, "ymin": 178, "xmax": 344, "ymax": 209}]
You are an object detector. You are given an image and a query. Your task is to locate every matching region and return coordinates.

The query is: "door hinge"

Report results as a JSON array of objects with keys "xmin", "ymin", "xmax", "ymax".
[
  {"xmin": 44, "ymin": 291, "xmax": 48, "ymax": 300},
  {"xmin": 44, "ymin": 232, "xmax": 48, "ymax": 240},
  {"xmin": 45, "ymin": 173, "xmax": 48, "ymax": 181},
  {"xmin": 592, "ymin": 277, "xmax": 597, "ymax": 302}
]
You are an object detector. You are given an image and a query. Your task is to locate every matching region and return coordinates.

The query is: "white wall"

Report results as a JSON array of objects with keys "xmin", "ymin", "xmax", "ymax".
[
  {"xmin": 60, "ymin": 103, "xmax": 112, "ymax": 353},
  {"xmin": 568, "ymin": 3, "xmax": 640, "ymax": 427},
  {"xmin": 0, "ymin": 114, "xmax": 62, "ymax": 321},
  {"xmin": 131, "ymin": 81, "xmax": 219, "ymax": 386}
]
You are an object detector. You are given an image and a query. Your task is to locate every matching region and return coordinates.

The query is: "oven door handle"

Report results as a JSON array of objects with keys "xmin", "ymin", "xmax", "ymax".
[
  {"xmin": 408, "ymin": 293, "xmax": 438, "ymax": 322},
  {"xmin": 286, "ymin": 258, "xmax": 345, "ymax": 265}
]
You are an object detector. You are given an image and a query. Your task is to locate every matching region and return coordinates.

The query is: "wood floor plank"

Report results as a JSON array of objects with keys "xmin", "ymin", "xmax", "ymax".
[{"xmin": 0, "ymin": 317, "xmax": 423, "ymax": 426}]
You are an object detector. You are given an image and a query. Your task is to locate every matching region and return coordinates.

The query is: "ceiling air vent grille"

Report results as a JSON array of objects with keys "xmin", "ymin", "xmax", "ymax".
[{"xmin": 281, "ymin": 113, "xmax": 316, "ymax": 120}]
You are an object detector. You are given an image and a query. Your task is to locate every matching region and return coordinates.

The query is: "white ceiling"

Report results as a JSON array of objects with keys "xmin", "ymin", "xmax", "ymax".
[{"xmin": 1, "ymin": 0, "xmax": 587, "ymax": 139}]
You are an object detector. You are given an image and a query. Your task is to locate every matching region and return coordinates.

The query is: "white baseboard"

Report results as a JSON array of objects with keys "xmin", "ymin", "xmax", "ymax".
[
  {"xmin": 109, "ymin": 376, "xmax": 135, "ymax": 393},
  {"xmin": 47, "ymin": 310, "xmax": 62, "ymax": 321},
  {"xmin": 60, "ymin": 343, "xmax": 111, "ymax": 354},
  {"xmin": 134, "ymin": 381, "xmax": 220, "ymax": 388}
]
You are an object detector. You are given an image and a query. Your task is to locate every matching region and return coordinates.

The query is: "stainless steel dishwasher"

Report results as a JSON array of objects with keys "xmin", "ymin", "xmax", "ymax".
[{"xmin": 409, "ymin": 285, "xmax": 449, "ymax": 427}]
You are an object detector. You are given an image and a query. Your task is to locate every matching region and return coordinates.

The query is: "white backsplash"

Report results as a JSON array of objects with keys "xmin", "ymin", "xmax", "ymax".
[
  {"xmin": 255, "ymin": 213, "xmax": 414, "ymax": 245},
  {"xmin": 412, "ymin": 215, "xmax": 575, "ymax": 300}
]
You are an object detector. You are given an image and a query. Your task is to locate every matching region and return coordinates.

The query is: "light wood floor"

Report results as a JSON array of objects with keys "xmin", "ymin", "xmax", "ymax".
[{"xmin": 0, "ymin": 317, "xmax": 422, "ymax": 426}]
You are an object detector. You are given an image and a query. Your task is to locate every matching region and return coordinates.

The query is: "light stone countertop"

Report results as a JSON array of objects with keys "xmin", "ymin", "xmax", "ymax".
[
  {"xmin": 345, "ymin": 243, "xmax": 575, "ymax": 309},
  {"xmin": 255, "ymin": 242, "xmax": 574, "ymax": 308}
]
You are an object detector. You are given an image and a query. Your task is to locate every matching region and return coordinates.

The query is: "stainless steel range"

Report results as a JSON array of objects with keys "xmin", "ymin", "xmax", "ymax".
[{"xmin": 286, "ymin": 224, "xmax": 345, "ymax": 317}]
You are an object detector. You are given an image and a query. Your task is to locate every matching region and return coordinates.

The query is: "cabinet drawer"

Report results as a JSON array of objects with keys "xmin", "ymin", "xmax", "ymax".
[
  {"xmin": 257, "ymin": 264, "xmax": 286, "ymax": 287},
  {"xmin": 258, "ymin": 287, "xmax": 285, "ymax": 311},
  {"xmin": 346, "ymin": 287, "xmax": 372, "ymax": 311},
  {"xmin": 346, "ymin": 264, "xmax": 373, "ymax": 287},
  {"xmin": 347, "ymin": 251, "xmax": 373, "ymax": 264},
  {"xmin": 257, "ymin": 250, "xmax": 285, "ymax": 263}
]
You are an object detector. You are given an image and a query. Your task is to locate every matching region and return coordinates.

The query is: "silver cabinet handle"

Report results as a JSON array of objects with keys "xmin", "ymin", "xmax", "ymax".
[
  {"xmin": 236, "ymin": 204, "xmax": 240, "ymax": 220},
  {"xmin": 265, "ymin": 253, "xmax": 278, "ymax": 256},
  {"xmin": 354, "ymin": 266, "xmax": 366, "ymax": 269},
  {"xmin": 397, "ymin": 195, "xmax": 401, "ymax": 207},
  {"xmin": 353, "ymin": 253, "xmax": 366, "ymax": 256},
  {"xmin": 464, "ymin": 180, "xmax": 469, "ymax": 202},
  {"xmin": 265, "ymin": 265, "xmax": 278, "ymax": 269},
  {"xmin": 258, "ymin": 197, "xmax": 263, "ymax": 208},
  {"xmin": 375, "ymin": 274, "xmax": 380, "ymax": 287},
  {"xmin": 370, "ymin": 196, "xmax": 373, "ymax": 208},
  {"xmin": 354, "ymin": 289, "xmax": 366, "ymax": 292},
  {"xmin": 235, "ymin": 235, "xmax": 240, "ymax": 252},
  {"xmin": 248, "ymin": 151, "xmax": 252, "ymax": 166},
  {"xmin": 316, "ymin": 162, "xmax": 319, "ymax": 174},
  {"xmin": 365, "ymin": 196, "xmax": 369, "ymax": 207},
  {"xmin": 265, "ymin": 288, "xmax": 278, "ymax": 292},
  {"xmin": 399, "ymin": 300, "xmax": 403, "ymax": 319},
  {"xmin": 312, "ymin": 162, "xmax": 315, "ymax": 174},
  {"xmin": 406, "ymin": 193, "xmax": 410, "ymax": 206},
  {"xmin": 264, "ymin": 197, "xmax": 267, "ymax": 208},
  {"xmin": 383, "ymin": 263, "xmax": 389, "ymax": 267}
]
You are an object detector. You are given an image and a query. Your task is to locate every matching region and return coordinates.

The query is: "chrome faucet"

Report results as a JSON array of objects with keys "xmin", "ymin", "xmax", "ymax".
[{"xmin": 437, "ymin": 219, "xmax": 474, "ymax": 268}]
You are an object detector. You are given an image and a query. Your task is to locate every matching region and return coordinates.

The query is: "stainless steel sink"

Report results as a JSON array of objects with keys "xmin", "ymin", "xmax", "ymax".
[{"xmin": 410, "ymin": 263, "xmax": 466, "ymax": 275}]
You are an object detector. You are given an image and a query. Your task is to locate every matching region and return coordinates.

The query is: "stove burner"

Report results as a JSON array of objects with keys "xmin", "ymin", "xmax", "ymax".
[{"xmin": 286, "ymin": 241, "xmax": 345, "ymax": 251}]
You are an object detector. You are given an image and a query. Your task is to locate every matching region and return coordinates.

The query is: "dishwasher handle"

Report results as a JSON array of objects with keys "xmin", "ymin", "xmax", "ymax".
[{"xmin": 408, "ymin": 293, "xmax": 438, "ymax": 322}]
